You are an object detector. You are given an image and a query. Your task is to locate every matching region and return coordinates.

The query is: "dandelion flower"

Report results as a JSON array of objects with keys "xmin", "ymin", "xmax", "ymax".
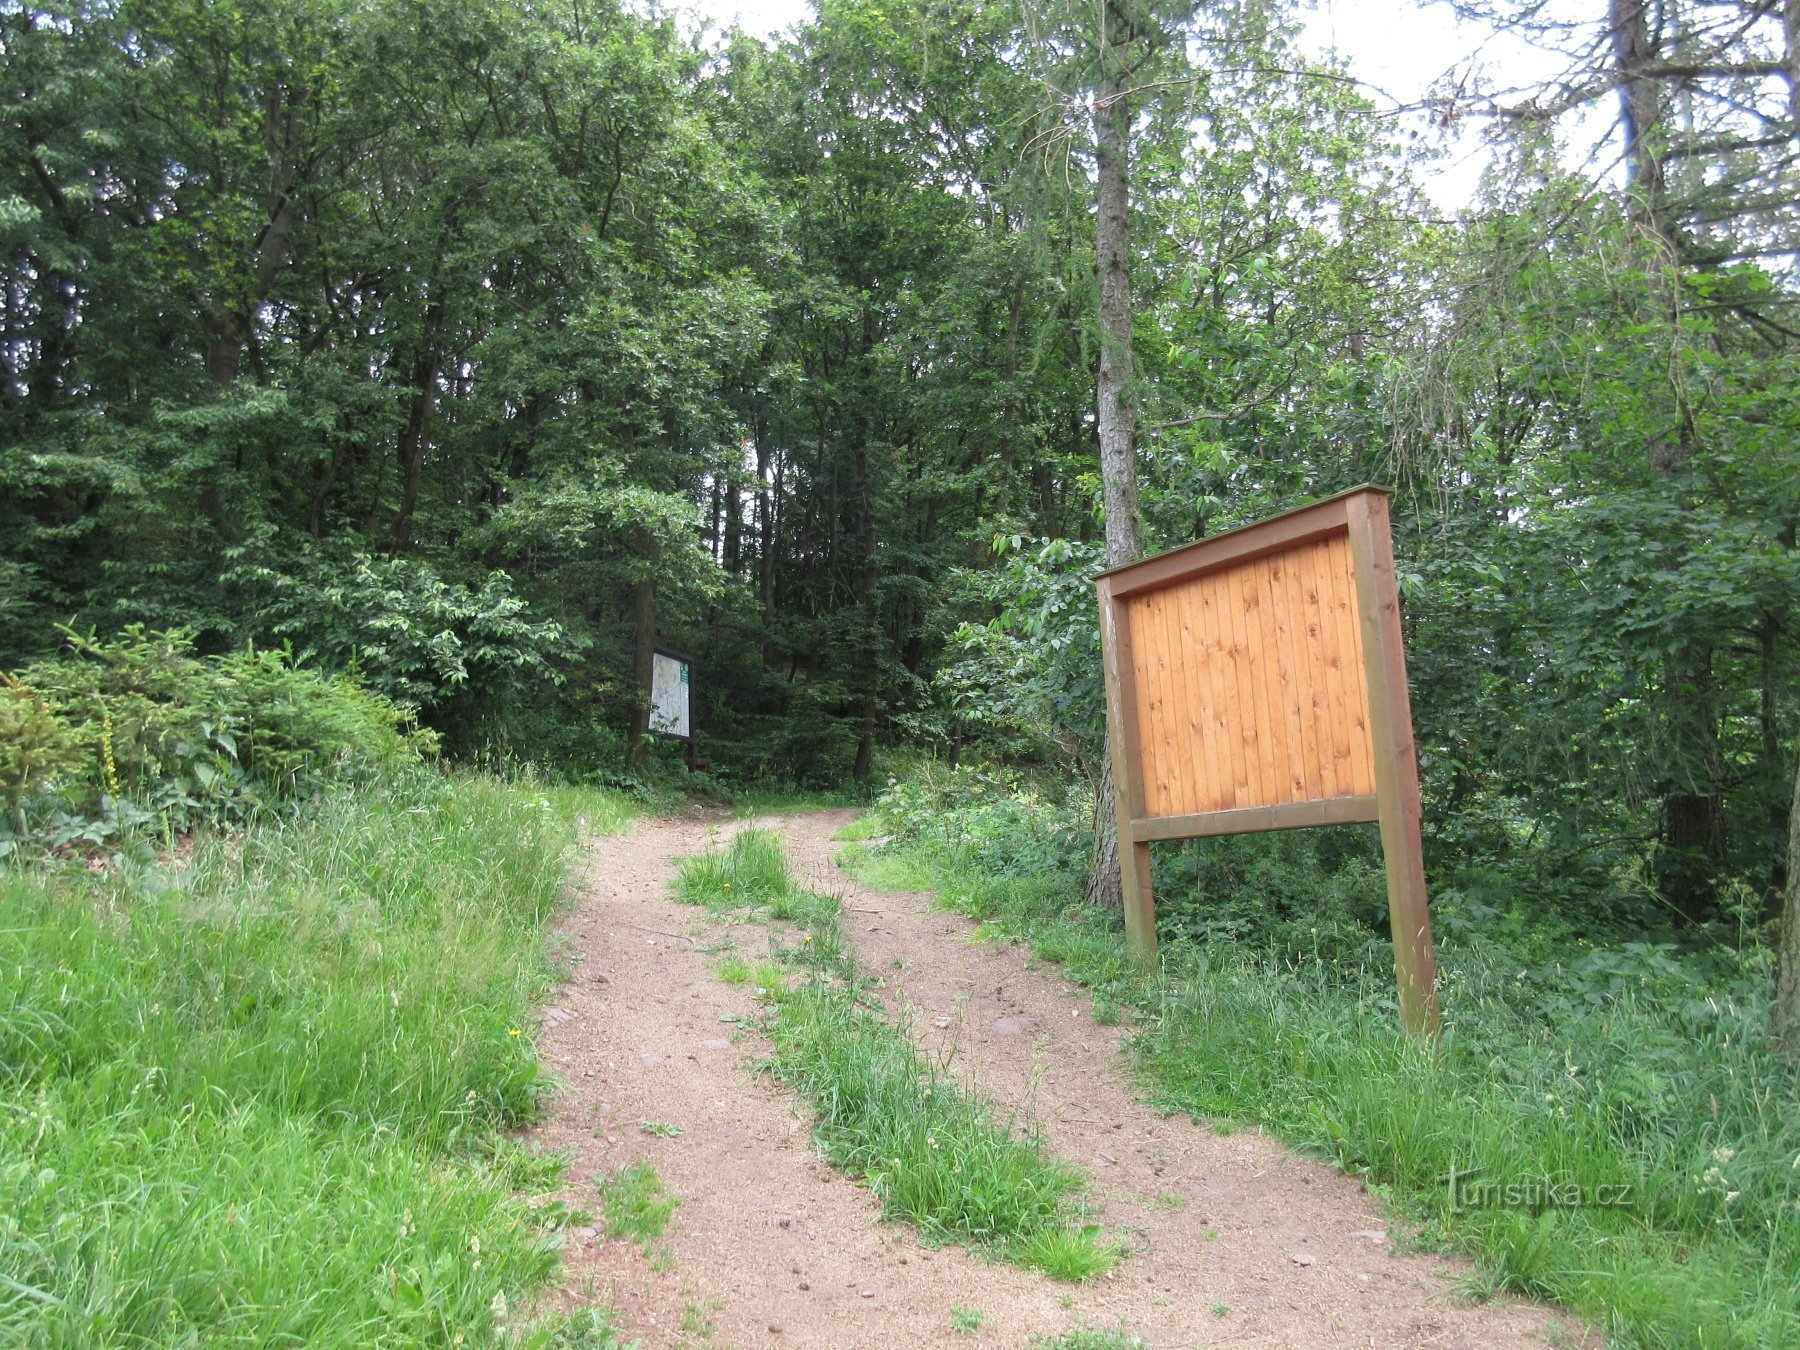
[{"xmin": 508, "ymin": 1029, "xmax": 522, "ymax": 1038}]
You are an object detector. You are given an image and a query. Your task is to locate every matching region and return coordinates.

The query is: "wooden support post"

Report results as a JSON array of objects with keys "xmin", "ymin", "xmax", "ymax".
[
  {"xmin": 1097, "ymin": 576, "xmax": 1157, "ymax": 966},
  {"xmin": 1344, "ymin": 492, "xmax": 1440, "ymax": 1039}
]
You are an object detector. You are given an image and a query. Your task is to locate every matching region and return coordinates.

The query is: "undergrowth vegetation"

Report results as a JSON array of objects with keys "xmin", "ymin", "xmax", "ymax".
[
  {"xmin": 854, "ymin": 764, "xmax": 1800, "ymax": 1348},
  {"xmin": 672, "ymin": 828, "xmax": 1118, "ymax": 1279},
  {"xmin": 0, "ymin": 768, "xmax": 633, "ymax": 1346},
  {"xmin": 2, "ymin": 626, "xmax": 427, "ymax": 856}
]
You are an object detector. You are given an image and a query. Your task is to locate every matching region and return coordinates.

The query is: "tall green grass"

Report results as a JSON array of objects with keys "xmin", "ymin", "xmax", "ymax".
[
  {"xmin": 1131, "ymin": 951, "xmax": 1800, "ymax": 1343},
  {"xmin": 672, "ymin": 831, "xmax": 1116, "ymax": 1279},
  {"xmin": 765, "ymin": 978, "xmax": 1114, "ymax": 1277},
  {"xmin": 847, "ymin": 792, "xmax": 1800, "ymax": 1349},
  {"xmin": 0, "ymin": 771, "xmax": 632, "ymax": 1346},
  {"xmin": 673, "ymin": 828, "xmax": 794, "ymax": 909}
]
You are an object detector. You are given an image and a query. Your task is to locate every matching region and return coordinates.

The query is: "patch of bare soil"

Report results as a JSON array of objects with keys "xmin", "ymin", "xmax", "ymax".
[{"xmin": 528, "ymin": 809, "xmax": 1595, "ymax": 1349}]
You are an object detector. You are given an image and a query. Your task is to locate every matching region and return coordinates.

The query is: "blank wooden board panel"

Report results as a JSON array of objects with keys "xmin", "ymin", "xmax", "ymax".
[
  {"xmin": 1125, "ymin": 534, "xmax": 1375, "ymax": 818},
  {"xmin": 1095, "ymin": 484, "xmax": 1440, "ymax": 1038}
]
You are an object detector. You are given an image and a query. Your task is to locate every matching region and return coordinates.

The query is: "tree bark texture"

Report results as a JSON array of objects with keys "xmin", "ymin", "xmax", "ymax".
[
  {"xmin": 1609, "ymin": 0, "xmax": 1670, "ymax": 226},
  {"xmin": 205, "ymin": 78, "xmax": 309, "ymax": 389},
  {"xmin": 627, "ymin": 528, "xmax": 657, "ymax": 772},
  {"xmin": 1773, "ymin": 755, "xmax": 1800, "ymax": 1060},
  {"xmin": 1084, "ymin": 9, "xmax": 1147, "ymax": 911},
  {"xmin": 1093, "ymin": 50, "xmax": 1143, "ymax": 574}
]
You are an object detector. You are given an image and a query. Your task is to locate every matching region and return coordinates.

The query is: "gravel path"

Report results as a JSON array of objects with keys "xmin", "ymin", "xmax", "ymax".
[{"xmin": 526, "ymin": 808, "xmax": 1594, "ymax": 1349}]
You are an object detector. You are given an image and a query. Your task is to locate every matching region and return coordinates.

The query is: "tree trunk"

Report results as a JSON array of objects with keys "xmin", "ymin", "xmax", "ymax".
[
  {"xmin": 1084, "ymin": 9, "xmax": 1147, "ymax": 910},
  {"xmin": 1654, "ymin": 639, "xmax": 1728, "ymax": 923},
  {"xmin": 708, "ymin": 473, "xmax": 723, "ymax": 563},
  {"xmin": 389, "ymin": 326, "xmax": 443, "ymax": 553},
  {"xmin": 205, "ymin": 308, "xmax": 247, "ymax": 386},
  {"xmin": 997, "ymin": 271, "xmax": 1024, "ymax": 515},
  {"xmin": 851, "ymin": 421, "xmax": 880, "ymax": 782},
  {"xmin": 203, "ymin": 79, "xmax": 308, "ymax": 391},
  {"xmin": 1660, "ymin": 785, "xmax": 1727, "ymax": 922},
  {"xmin": 759, "ymin": 434, "xmax": 783, "ymax": 670},
  {"xmin": 1772, "ymin": 755, "xmax": 1800, "ymax": 1061},
  {"xmin": 1084, "ymin": 769, "xmax": 1126, "ymax": 909},
  {"xmin": 627, "ymin": 530, "xmax": 658, "ymax": 773},
  {"xmin": 724, "ymin": 462, "xmax": 743, "ymax": 575},
  {"xmin": 1761, "ymin": 616, "xmax": 1787, "ymax": 918},
  {"xmin": 1093, "ymin": 48, "xmax": 1143, "ymax": 574},
  {"xmin": 1785, "ymin": 0, "xmax": 1800, "ymax": 134},
  {"xmin": 1610, "ymin": 0, "xmax": 1670, "ymax": 232}
]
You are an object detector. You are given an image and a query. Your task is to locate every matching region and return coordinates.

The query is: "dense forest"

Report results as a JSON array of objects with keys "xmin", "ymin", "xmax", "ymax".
[
  {"xmin": 6, "ymin": 1, "xmax": 1800, "ymax": 1341},
  {"xmin": 5, "ymin": 0, "xmax": 1798, "ymax": 951}
]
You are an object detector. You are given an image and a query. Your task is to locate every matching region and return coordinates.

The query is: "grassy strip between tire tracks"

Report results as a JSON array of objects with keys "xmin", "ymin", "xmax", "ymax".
[
  {"xmin": 1, "ymin": 770, "xmax": 635, "ymax": 1348},
  {"xmin": 672, "ymin": 828, "xmax": 1119, "ymax": 1281}
]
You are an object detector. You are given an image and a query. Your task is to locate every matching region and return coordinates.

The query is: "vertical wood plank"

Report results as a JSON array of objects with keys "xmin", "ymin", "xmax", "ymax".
[
  {"xmin": 1213, "ymin": 566, "xmax": 1240, "ymax": 807},
  {"xmin": 1281, "ymin": 544, "xmax": 1325, "ymax": 801},
  {"xmin": 1129, "ymin": 593, "xmax": 1160, "ymax": 817},
  {"xmin": 1240, "ymin": 558, "xmax": 1276, "ymax": 804},
  {"xmin": 1097, "ymin": 575, "xmax": 1157, "ymax": 966},
  {"xmin": 1224, "ymin": 561, "xmax": 1265, "ymax": 808},
  {"xmin": 1328, "ymin": 534, "xmax": 1374, "ymax": 796},
  {"xmin": 1317, "ymin": 535, "xmax": 1358, "ymax": 798},
  {"xmin": 1256, "ymin": 555, "xmax": 1300, "ymax": 804},
  {"xmin": 1167, "ymin": 580, "xmax": 1205, "ymax": 818},
  {"xmin": 1345, "ymin": 491, "xmax": 1440, "ymax": 1039},
  {"xmin": 1155, "ymin": 587, "xmax": 1192, "ymax": 818},
  {"xmin": 1333, "ymin": 532, "xmax": 1376, "ymax": 796},
  {"xmin": 1243, "ymin": 562, "xmax": 1282, "ymax": 807},
  {"xmin": 1196, "ymin": 571, "xmax": 1232, "ymax": 812},
  {"xmin": 1297, "ymin": 539, "xmax": 1339, "ymax": 801},
  {"xmin": 1136, "ymin": 591, "xmax": 1168, "ymax": 818}
]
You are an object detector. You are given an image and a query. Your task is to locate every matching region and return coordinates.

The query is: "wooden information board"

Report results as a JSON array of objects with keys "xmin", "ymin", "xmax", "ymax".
[{"xmin": 1095, "ymin": 487, "xmax": 1439, "ymax": 1036}]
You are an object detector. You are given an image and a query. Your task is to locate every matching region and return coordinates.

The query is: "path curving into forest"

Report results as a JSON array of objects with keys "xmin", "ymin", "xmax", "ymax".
[{"xmin": 527, "ymin": 809, "xmax": 1594, "ymax": 1348}]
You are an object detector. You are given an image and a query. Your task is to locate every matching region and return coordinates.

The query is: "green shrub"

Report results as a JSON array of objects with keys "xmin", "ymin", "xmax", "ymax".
[
  {"xmin": 878, "ymin": 762, "xmax": 1089, "ymax": 879},
  {"xmin": 209, "ymin": 643, "xmax": 420, "ymax": 790},
  {"xmin": 221, "ymin": 539, "xmax": 569, "ymax": 716},
  {"xmin": 4, "ymin": 626, "xmax": 423, "ymax": 853},
  {"xmin": 0, "ymin": 676, "xmax": 82, "ymax": 822}
]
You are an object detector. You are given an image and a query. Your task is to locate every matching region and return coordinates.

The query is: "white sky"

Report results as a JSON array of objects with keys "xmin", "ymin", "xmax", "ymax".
[{"xmin": 674, "ymin": 0, "xmax": 1608, "ymax": 210}]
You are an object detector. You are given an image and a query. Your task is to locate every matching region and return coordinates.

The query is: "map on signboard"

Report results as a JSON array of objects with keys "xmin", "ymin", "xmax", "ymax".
[{"xmin": 650, "ymin": 651, "xmax": 691, "ymax": 738}]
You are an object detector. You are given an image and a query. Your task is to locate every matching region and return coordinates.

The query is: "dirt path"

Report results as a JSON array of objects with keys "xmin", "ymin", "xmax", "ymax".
[{"xmin": 529, "ymin": 809, "xmax": 1591, "ymax": 1349}]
